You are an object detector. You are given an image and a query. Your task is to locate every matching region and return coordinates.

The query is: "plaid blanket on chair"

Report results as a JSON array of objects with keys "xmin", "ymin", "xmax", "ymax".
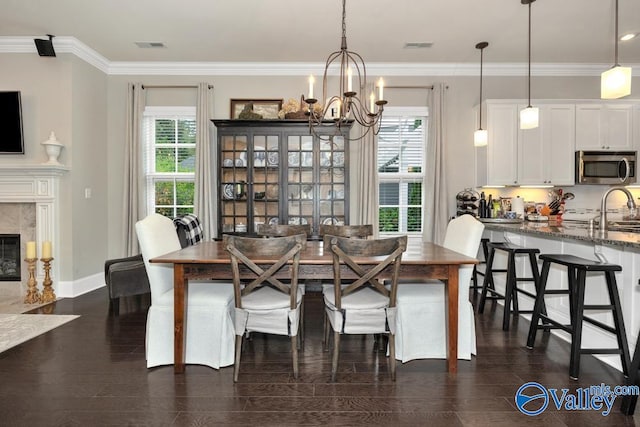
[{"xmin": 173, "ymin": 214, "xmax": 203, "ymax": 246}]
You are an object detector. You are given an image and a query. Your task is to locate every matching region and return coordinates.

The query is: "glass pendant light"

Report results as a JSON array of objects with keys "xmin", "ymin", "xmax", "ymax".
[
  {"xmin": 474, "ymin": 42, "xmax": 489, "ymax": 147},
  {"xmin": 601, "ymin": 0, "xmax": 632, "ymax": 99},
  {"xmin": 520, "ymin": 0, "xmax": 538, "ymax": 130}
]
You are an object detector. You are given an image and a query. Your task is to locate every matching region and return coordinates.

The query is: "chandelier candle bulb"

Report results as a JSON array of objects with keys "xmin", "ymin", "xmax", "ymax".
[
  {"xmin": 308, "ymin": 75, "xmax": 314, "ymax": 99},
  {"xmin": 370, "ymin": 92, "xmax": 375, "ymax": 112},
  {"xmin": 26, "ymin": 241, "xmax": 36, "ymax": 259},
  {"xmin": 347, "ymin": 67, "xmax": 353, "ymax": 92},
  {"xmin": 378, "ymin": 78, "xmax": 384, "ymax": 100},
  {"xmin": 42, "ymin": 241, "xmax": 52, "ymax": 259}
]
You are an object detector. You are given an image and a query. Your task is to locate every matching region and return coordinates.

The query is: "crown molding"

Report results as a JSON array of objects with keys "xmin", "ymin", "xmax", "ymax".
[{"xmin": 1, "ymin": 36, "xmax": 638, "ymax": 77}]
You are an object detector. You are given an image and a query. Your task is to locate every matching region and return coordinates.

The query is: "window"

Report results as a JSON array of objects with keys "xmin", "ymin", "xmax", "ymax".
[
  {"xmin": 143, "ymin": 106, "xmax": 196, "ymax": 218},
  {"xmin": 377, "ymin": 107, "xmax": 428, "ymax": 236}
]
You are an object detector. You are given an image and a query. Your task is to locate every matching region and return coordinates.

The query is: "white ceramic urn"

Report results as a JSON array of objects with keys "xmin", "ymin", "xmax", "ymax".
[{"xmin": 41, "ymin": 131, "xmax": 64, "ymax": 165}]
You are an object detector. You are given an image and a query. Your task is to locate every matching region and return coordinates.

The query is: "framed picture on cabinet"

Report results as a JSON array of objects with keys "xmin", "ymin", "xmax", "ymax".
[{"xmin": 230, "ymin": 99, "xmax": 283, "ymax": 119}]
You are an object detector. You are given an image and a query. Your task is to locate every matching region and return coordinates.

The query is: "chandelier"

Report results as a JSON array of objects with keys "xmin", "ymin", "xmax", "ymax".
[{"xmin": 304, "ymin": 0, "xmax": 387, "ymax": 140}]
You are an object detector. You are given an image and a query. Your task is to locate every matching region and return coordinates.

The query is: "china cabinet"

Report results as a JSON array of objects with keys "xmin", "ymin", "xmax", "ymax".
[{"xmin": 213, "ymin": 120, "xmax": 351, "ymax": 239}]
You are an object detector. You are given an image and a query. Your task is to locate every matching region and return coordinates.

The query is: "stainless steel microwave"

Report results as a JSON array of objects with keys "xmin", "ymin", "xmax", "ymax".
[{"xmin": 575, "ymin": 150, "xmax": 637, "ymax": 185}]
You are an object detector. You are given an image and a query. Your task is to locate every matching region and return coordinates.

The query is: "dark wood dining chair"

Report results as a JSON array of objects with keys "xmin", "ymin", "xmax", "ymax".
[
  {"xmin": 224, "ymin": 233, "xmax": 307, "ymax": 382},
  {"xmin": 323, "ymin": 235, "xmax": 407, "ymax": 381}
]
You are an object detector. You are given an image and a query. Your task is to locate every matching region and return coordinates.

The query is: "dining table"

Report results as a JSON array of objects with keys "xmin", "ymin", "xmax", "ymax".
[{"xmin": 150, "ymin": 239, "xmax": 478, "ymax": 375}]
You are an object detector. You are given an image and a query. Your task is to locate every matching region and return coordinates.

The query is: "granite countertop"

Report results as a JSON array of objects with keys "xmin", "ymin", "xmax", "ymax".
[{"xmin": 479, "ymin": 219, "xmax": 640, "ymax": 249}]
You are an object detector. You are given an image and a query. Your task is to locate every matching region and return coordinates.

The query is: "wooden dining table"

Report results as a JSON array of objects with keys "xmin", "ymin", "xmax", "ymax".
[{"xmin": 150, "ymin": 239, "xmax": 478, "ymax": 375}]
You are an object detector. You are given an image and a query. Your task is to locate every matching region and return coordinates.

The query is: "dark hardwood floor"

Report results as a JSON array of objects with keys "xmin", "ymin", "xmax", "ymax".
[{"xmin": 0, "ymin": 288, "xmax": 638, "ymax": 426}]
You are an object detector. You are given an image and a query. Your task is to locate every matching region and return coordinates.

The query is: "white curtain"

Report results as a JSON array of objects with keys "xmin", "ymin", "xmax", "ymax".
[
  {"xmin": 351, "ymin": 123, "xmax": 379, "ymax": 238},
  {"xmin": 194, "ymin": 83, "xmax": 216, "ymax": 240},
  {"xmin": 422, "ymin": 83, "xmax": 449, "ymax": 244},
  {"xmin": 122, "ymin": 83, "xmax": 146, "ymax": 256}
]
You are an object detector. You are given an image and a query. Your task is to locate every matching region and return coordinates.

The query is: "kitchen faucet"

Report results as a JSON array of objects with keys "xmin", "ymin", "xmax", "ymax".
[{"xmin": 599, "ymin": 187, "xmax": 637, "ymax": 232}]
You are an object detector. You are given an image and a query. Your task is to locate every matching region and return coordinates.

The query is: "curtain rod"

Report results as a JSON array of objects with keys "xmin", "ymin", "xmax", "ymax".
[
  {"xmin": 140, "ymin": 84, "xmax": 213, "ymax": 89},
  {"xmin": 386, "ymin": 85, "xmax": 434, "ymax": 90}
]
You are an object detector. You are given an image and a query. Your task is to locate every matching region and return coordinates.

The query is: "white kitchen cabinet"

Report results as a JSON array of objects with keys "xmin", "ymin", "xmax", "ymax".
[
  {"xmin": 476, "ymin": 102, "xmax": 519, "ymax": 186},
  {"xmin": 517, "ymin": 104, "xmax": 575, "ymax": 186},
  {"xmin": 476, "ymin": 101, "xmax": 575, "ymax": 187},
  {"xmin": 575, "ymin": 103, "xmax": 633, "ymax": 150}
]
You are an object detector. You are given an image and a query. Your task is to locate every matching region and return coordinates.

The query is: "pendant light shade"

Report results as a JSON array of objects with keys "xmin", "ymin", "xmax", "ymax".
[
  {"xmin": 520, "ymin": 106, "xmax": 539, "ymax": 130},
  {"xmin": 474, "ymin": 129, "xmax": 488, "ymax": 147},
  {"xmin": 601, "ymin": 0, "xmax": 632, "ymax": 99},
  {"xmin": 474, "ymin": 41, "xmax": 489, "ymax": 147},
  {"xmin": 520, "ymin": 0, "xmax": 538, "ymax": 130}
]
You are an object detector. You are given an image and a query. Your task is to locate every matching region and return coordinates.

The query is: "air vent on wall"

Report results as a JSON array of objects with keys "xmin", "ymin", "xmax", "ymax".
[
  {"xmin": 135, "ymin": 42, "xmax": 166, "ymax": 48},
  {"xmin": 403, "ymin": 42, "xmax": 433, "ymax": 49}
]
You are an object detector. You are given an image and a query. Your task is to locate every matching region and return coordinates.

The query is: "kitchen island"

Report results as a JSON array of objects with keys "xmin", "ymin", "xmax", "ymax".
[{"xmin": 477, "ymin": 218, "xmax": 640, "ymax": 373}]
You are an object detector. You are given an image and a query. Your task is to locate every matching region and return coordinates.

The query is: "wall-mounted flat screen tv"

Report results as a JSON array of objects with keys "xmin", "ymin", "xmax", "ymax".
[{"xmin": 0, "ymin": 91, "xmax": 25, "ymax": 154}]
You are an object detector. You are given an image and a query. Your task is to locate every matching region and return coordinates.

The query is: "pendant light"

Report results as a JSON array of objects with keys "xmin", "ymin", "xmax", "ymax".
[
  {"xmin": 474, "ymin": 42, "xmax": 489, "ymax": 147},
  {"xmin": 601, "ymin": 0, "xmax": 632, "ymax": 99},
  {"xmin": 520, "ymin": 0, "xmax": 538, "ymax": 130}
]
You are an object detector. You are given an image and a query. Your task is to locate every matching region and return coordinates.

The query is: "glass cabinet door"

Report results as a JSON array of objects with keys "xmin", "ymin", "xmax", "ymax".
[
  {"xmin": 251, "ymin": 134, "xmax": 280, "ymax": 231},
  {"xmin": 318, "ymin": 135, "xmax": 346, "ymax": 227},
  {"xmin": 220, "ymin": 134, "xmax": 249, "ymax": 233}
]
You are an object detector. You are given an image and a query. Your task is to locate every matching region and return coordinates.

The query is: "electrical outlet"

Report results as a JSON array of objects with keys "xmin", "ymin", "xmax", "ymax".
[{"xmin": 84, "ymin": 188, "xmax": 92, "ymax": 199}]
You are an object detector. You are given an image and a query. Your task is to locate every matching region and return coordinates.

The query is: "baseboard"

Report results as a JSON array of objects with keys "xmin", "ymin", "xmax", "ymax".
[{"xmin": 55, "ymin": 272, "xmax": 104, "ymax": 298}]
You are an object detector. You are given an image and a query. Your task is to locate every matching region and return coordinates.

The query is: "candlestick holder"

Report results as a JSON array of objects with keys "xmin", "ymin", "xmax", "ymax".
[
  {"xmin": 40, "ymin": 257, "xmax": 56, "ymax": 304},
  {"xmin": 24, "ymin": 258, "xmax": 42, "ymax": 304}
]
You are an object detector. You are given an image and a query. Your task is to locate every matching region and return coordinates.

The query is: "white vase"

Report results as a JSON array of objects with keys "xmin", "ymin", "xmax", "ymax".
[{"xmin": 41, "ymin": 132, "xmax": 64, "ymax": 165}]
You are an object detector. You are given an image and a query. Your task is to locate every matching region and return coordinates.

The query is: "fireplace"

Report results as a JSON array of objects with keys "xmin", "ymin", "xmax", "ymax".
[{"xmin": 0, "ymin": 234, "xmax": 20, "ymax": 281}]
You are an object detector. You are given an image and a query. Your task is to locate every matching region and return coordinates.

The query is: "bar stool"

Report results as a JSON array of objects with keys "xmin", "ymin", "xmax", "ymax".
[
  {"xmin": 471, "ymin": 238, "xmax": 490, "ymax": 296},
  {"xmin": 477, "ymin": 242, "xmax": 542, "ymax": 331},
  {"xmin": 526, "ymin": 254, "xmax": 631, "ymax": 380}
]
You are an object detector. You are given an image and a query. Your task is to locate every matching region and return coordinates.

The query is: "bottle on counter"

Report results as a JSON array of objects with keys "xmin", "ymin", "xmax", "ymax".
[
  {"xmin": 478, "ymin": 192, "xmax": 487, "ymax": 218},
  {"xmin": 485, "ymin": 194, "xmax": 493, "ymax": 218}
]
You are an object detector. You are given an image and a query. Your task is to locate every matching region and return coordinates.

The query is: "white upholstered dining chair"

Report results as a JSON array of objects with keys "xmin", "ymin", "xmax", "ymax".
[
  {"xmin": 394, "ymin": 214, "xmax": 485, "ymax": 362},
  {"xmin": 136, "ymin": 213, "xmax": 235, "ymax": 369}
]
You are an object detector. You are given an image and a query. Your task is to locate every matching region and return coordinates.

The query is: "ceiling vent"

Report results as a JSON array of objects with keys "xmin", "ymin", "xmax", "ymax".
[
  {"xmin": 135, "ymin": 42, "xmax": 166, "ymax": 48},
  {"xmin": 404, "ymin": 42, "xmax": 433, "ymax": 49}
]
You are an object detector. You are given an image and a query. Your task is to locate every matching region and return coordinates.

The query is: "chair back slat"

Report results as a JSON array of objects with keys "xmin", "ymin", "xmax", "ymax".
[
  {"xmin": 257, "ymin": 223, "xmax": 311, "ymax": 238},
  {"xmin": 224, "ymin": 234, "xmax": 306, "ymax": 309},
  {"xmin": 320, "ymin": 224, "xmax": 373, "ymax": 240}
]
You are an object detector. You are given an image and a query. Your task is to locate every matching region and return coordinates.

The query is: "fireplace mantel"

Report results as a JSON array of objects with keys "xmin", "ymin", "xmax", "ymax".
[
  {"xmin": 0, "ymin": 163, "xmax": 69, "ymax": 294},
  {"xmin": 0, "ymin": 164, "xmax": 70, "ymax": 176}
]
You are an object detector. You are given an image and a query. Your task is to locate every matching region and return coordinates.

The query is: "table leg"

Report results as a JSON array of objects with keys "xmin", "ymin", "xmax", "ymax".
[
  {"xmin": 446, "ymin": 265, "xmax": 459, "ymax": 374},
  {"xmin": 174, "ymin": 264, "xmax": 186, "ymax": 374}
]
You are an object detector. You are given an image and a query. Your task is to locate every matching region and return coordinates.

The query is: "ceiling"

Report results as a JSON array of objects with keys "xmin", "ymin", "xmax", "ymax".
[{"xmin": 1, "ymin": 0, "xmax": 639, "ymax": 67}]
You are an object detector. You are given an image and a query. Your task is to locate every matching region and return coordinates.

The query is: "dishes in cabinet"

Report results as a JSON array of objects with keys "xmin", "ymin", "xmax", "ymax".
[
  {"xmin": 268, "ymin": 217, "xmax": 279, "ymax": 225},
  {"xmin": 322, "ymin": 217, "xmax": 339, "ymax": 225},
  {"xmin": 267, "ymin": 151, "xmax": 279, "ymax": 166},
  {"xmin": 223, "ymin": 158, "xmax": 234, "ymax": 167},
  {"xmin": 266, "ymin": 184, "xmax": 278, "ymax": 199},
  {"xmin": 288, "ymin": 217, "xmax": 308, "ymax": 225},
  {"xmin": 320, "ymin": 152, "xmax": 331, "ymax": 167},
  {"xmin": 301, "ymin": 152, "xmax": 313, "ymax": 167},
  {"xmin": 223, "ymin": 184, "xmax": 235, "ymax": 199},
  {"xmin": 288, "ymin": 152, "xmax": 300, "ymax": 167},
  {"xmin": 333, "ymin": 152, "xmax": 344, "ymax": 167}
]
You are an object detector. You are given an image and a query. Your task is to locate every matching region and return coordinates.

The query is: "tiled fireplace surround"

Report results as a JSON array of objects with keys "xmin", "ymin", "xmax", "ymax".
[{"xmin": 0, "ymin": 165, "xmax": 67, "ymax": 300}]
